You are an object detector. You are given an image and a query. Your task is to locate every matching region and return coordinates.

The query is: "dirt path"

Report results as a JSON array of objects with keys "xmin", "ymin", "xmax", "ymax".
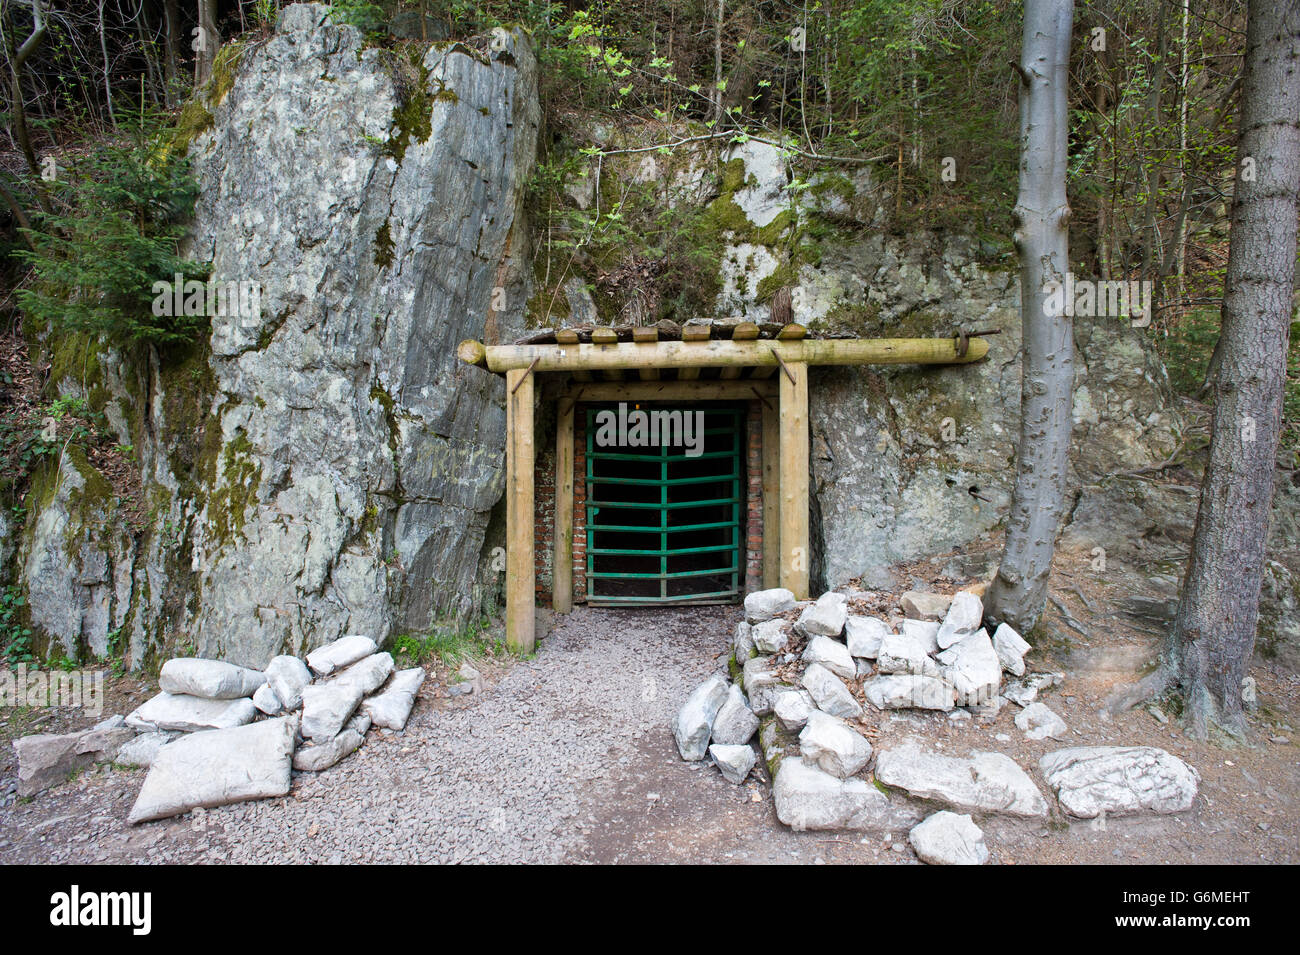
[{"xmin": 2, "ymin": 603, "xmax": 1297, "ymax": 864}]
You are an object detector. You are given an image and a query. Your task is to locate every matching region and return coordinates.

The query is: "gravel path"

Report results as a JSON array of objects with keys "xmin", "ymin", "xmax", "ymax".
[{"xmin": 3, "ymin": 598, "xmax": 1297, "ymax": 865}]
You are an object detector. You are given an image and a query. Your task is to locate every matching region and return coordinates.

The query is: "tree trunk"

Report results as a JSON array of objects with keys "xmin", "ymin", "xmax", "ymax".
[
  {"xmin": 985, "ymin": 0, "xmax": 1075, "ymax": 634},
  {"xmin": 1167, "ymin": 0, "xmax": 1300, "ymax": 740},
  {"xmin": 163, "ymin": 0, "xmax": 181, "ymax": 108},
  {"xmin": 195, "ymin": 0, "xmax": 219, "ymax": 87}
]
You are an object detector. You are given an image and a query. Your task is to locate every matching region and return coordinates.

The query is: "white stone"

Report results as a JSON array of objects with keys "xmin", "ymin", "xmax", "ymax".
[
  {"xmin": 900, "ymin": 591, "xmax": 952, "ymax": 621},
  {"xmin": 1016, "ymin": 701, "xmax": 1067, "ymax": 740},
  {"xmin": 773, "ymin": 757, "xmax": 921, "ymax": 832},
  {"xmin": 127, "ymin": 716, "xmax": 298, "ymax": 824},
  {"xmin": 293, "ymin": 713, "xmax": 371, "ymax": 772},
  {"xmin": 936, "ymin": 629, "xmax": 1001, "ymax": 706},
  {"xmin": 799, "ymin": 710, "xmax": 872, "ymax": 779},
  {"xmin": 772, "ymin": 689, "xmax": 816, "ymax": 732},
  {"xmin": 1002, "ymin": 672, "xmax": 1063, "ymax": 707},
  {"xmin": 801, "ymin": 663, "xmax": 863, "ymax": 719},
  {"xmin": 744, "ymin": 587, "xmax": 796, "ymax": 624},
  {"xmin": 673, "ymin": 674, "xmax": 729, "ymax": 760},
  {"xmin": 362, "ymin": 667, "xmax": 425, "ymax": 730},
  {"xmin": 711, "ymin": 684, "xmax": 759, "ymax": 745},
  {"xmin": 742, "ymin": 656, "xmax": 788, "ymax": 716},
  {"xmin": 874, "ymin": 743, "xmax": 1048, "ymax": 817},
  {"xmin": 796, "ymin": 592, "xmax": 848, "ymax": 637},
  {"xmin": 709, "ymin": 743, "xmax": 756, "ymax": 784},
  {"xmin": 802, "ymin": 635, "xmax": 855, "ymax": 681},
  {"xmin": 845, "ymin": 616, "xmax": 889, "ymax": 659},
  {"xmin": 115, "ymin": 731, "xmax": 179, "ymax": 769},
  {"xmin": 936, "ymin": 591, "xmax": 983, "ymax": 650},
  {"xmin": 751, "ymin": 618, "xmax": 788, "ymax": 654},
  {"xmin": 126, "ymin": 692, "xmax": 258, "ymax": 733},
  {"xmin": 1039, "ymin": 746, "xmax": 1199, "ymax": 818},
  {"xmin": 992, "ymin": 622, "xmax": 1032, "ymax": 676},
  {"xmin": 305, "ymin": 634, "xmax": 377, "ymax": 676},
  {"xmin": 733, "ymin": 621, "xmax": 755, "ymax": 660},
  {"xmin": 264, "ymin": 655, "xmax": 312, "ymax": 711},
  {"xmin": 158, "ymin": 659, "xmax": 266, "ymax": 699},
  {"xmin": 901, "ymin": 618, "xmax": 940, "ymax": 649},
  {"xmin": 909, "ymin": 811, "xmax": 989, "ymax": 865},
  {"xmin": 877, "ymin": 629, "xmax": 940, "ymax": 676},
  {"xmin": 863, "ymin": 674, "xmax": 956, "ymax": 711},
  {"xmin": 328, "ymin": 651, "xmax": 394, "ymax": 695},
  {"xmin": 300, "ymin": 683, "xmax": 364, "ymax": 741},
  {"xmin": 252, "ymin": 684, "xmax": 284, "ymax": 715}
]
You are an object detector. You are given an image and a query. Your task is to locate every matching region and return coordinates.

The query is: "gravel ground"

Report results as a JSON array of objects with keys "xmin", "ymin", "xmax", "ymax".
[{"xmin": 2, "ymin": 595, "xmax": 1297, "ymax": 865}]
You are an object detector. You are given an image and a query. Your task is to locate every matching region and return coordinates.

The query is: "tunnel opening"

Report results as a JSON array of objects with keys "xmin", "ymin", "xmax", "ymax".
[{"xmin": 584, "ymin": 403, "xmax": 745, "ymax": 605}]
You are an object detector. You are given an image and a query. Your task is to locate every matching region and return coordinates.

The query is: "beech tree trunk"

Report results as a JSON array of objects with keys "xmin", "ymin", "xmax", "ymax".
[
  {"xmin": 985, "ymin": 0, "xmax": 1075, "ymax": 634},
  {"xmin": 1167, "ymin": 0, "xmax": 1300, "ymax": 740},
  {"xmin": 195, "ymin": 0, "xmax": 219, "ymax": 86}
]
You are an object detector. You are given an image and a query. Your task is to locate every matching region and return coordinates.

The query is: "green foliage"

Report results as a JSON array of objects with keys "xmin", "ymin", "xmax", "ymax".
[
  {"xmin": 329, "ymin": 0, "xmax": 390, "ymax": 39},
  {"xmin": 15, "ymin": 111, "xmax": 210, "ymax": 350},
  {"xmin": 2, "ymin": 586, "xmax": 35, "ymax": 668},
  {"xmin": 390, "ymin": 615, "xmax": 499, "ymax": 666}
]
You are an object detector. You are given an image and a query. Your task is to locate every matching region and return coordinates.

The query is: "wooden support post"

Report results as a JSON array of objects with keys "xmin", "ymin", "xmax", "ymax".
[
  {"xmin": 553, "ymin": 396, "xmax": 574, "ymax": 614},
  {"xmin": 506, "ymin": 368, "xmax": 536, "ymax": 652},
  {"xmin": 761, "ymin": 399, "xmax": 781, "ymax": 590},
  {"xmin": 778, "ymin": 360, "xmax": 809, "ymax": 598}
]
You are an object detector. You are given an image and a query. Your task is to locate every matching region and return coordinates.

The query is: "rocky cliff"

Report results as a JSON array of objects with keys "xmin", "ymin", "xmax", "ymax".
[
  {"xmin": 16, "ymin": 5, "xmax": 539, "ymax": 668},
  {"xmin": 8, "ymin": 5, "xmax": 1293, "ymax": 671}
]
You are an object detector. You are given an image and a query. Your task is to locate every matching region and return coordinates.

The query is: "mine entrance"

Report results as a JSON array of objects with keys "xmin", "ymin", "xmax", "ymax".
[{"xmin": 585, "ymin": 403, "xmax": 744, "ymax": 606}]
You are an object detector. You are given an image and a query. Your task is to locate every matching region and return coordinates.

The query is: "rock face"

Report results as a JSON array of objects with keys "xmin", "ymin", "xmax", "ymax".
[
  {"xmin": 128, "ymin": 716, "xmax": 298, "ymax": 823},
  {"xmin": 874, "ymin": 743, "xmax": 1048, "ymax": 818},
  {"xmin": 10, "ymin": 6, "xmax": 541, "ymax": 669},
  {"xmin": 909, "ymin": 812, "xmax": 989, "ymax": 866},
  {"xmin": 1039, "ymin": 746, "xmax": 1199, "ymax": 817}
]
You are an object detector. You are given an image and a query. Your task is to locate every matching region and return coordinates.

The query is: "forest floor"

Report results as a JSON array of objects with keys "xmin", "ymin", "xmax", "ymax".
[{"xmin": 1, "ymin": 542, "xmax": 1297, "ymax": 864}]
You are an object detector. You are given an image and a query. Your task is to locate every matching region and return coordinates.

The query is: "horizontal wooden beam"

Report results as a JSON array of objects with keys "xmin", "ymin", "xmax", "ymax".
[
  {"xmin": 563, "ymin": 380, "xmax": 778, "ymax": 402},
  {"xmin": 460, "ymin": 336, "xmax": 989, "ymax": 373}
]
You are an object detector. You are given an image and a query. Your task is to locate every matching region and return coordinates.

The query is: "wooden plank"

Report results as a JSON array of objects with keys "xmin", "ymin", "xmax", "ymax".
[
  {"xmin": 600, "ymin": 368, "xmax": 624, "ymax": 382},
  {"xmin": 505, "ymin": 368, "xmax": 536, "ymax": 652},
  {"xmin": 561, "ymin": 380, "xmax": 777, "ymax": 402},
  {"xmin": 762, "ymin": 399, "xmax": 781, "ymax": 590},
  {"xmin": 553, "ymin": 396, "xmax": 574, "ymax": 614},
  {"xmin": 555, "ymin": 328, "xmax": 581, "ymax": 345},
  {"xmin": 776, "ymin": 323, "xmax": 808, "ymax": 340},
  {"xmin": 572, "ymin": 369, "xmax": 594, "ymax": 382},
  {"xmin": 778, "ymin": 360, "xmax": 809, "ymax": 599},
  {"xmin": 681, "ymin": 325, "xmax": 713, "ymax": 342},
  {"xmin": 732, "ymin": 322, "xmax": 761, "ymax": 341},
  {"xmin": 470, "ymin": 336, "xmax": 989, "ymax": 373},
  {"xmin": 591, "ymin": 327, "xmax": 619, "ymax": 345},
  {"xmin": 631, "ymin": 326, "xmax": 659, "ymax": 343}
]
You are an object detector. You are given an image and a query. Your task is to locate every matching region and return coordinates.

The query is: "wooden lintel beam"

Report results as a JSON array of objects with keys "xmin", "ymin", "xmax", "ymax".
[
  {"xmin": 562, "ymin": 380, "xmax": 777, "ymax": 402},
  {"xmin": 462, "ymin": 337, "xmax": 988, "ymax": 373}
]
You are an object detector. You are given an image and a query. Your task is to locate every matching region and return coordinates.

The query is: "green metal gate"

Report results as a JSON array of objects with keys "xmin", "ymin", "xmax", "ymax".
[{"xmin": 585, "ymin": 404, "xmax": 744, "ymax": 605}]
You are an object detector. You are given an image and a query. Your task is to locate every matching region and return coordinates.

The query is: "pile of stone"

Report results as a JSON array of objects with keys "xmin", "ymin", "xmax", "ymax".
[
  {"xmin": 672, "ymin": 587, "xmax": 1201, "ymax": 865},
  {"xmin": 13, "ymin": 635, "xmax": 426, "ymax": 824}
]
